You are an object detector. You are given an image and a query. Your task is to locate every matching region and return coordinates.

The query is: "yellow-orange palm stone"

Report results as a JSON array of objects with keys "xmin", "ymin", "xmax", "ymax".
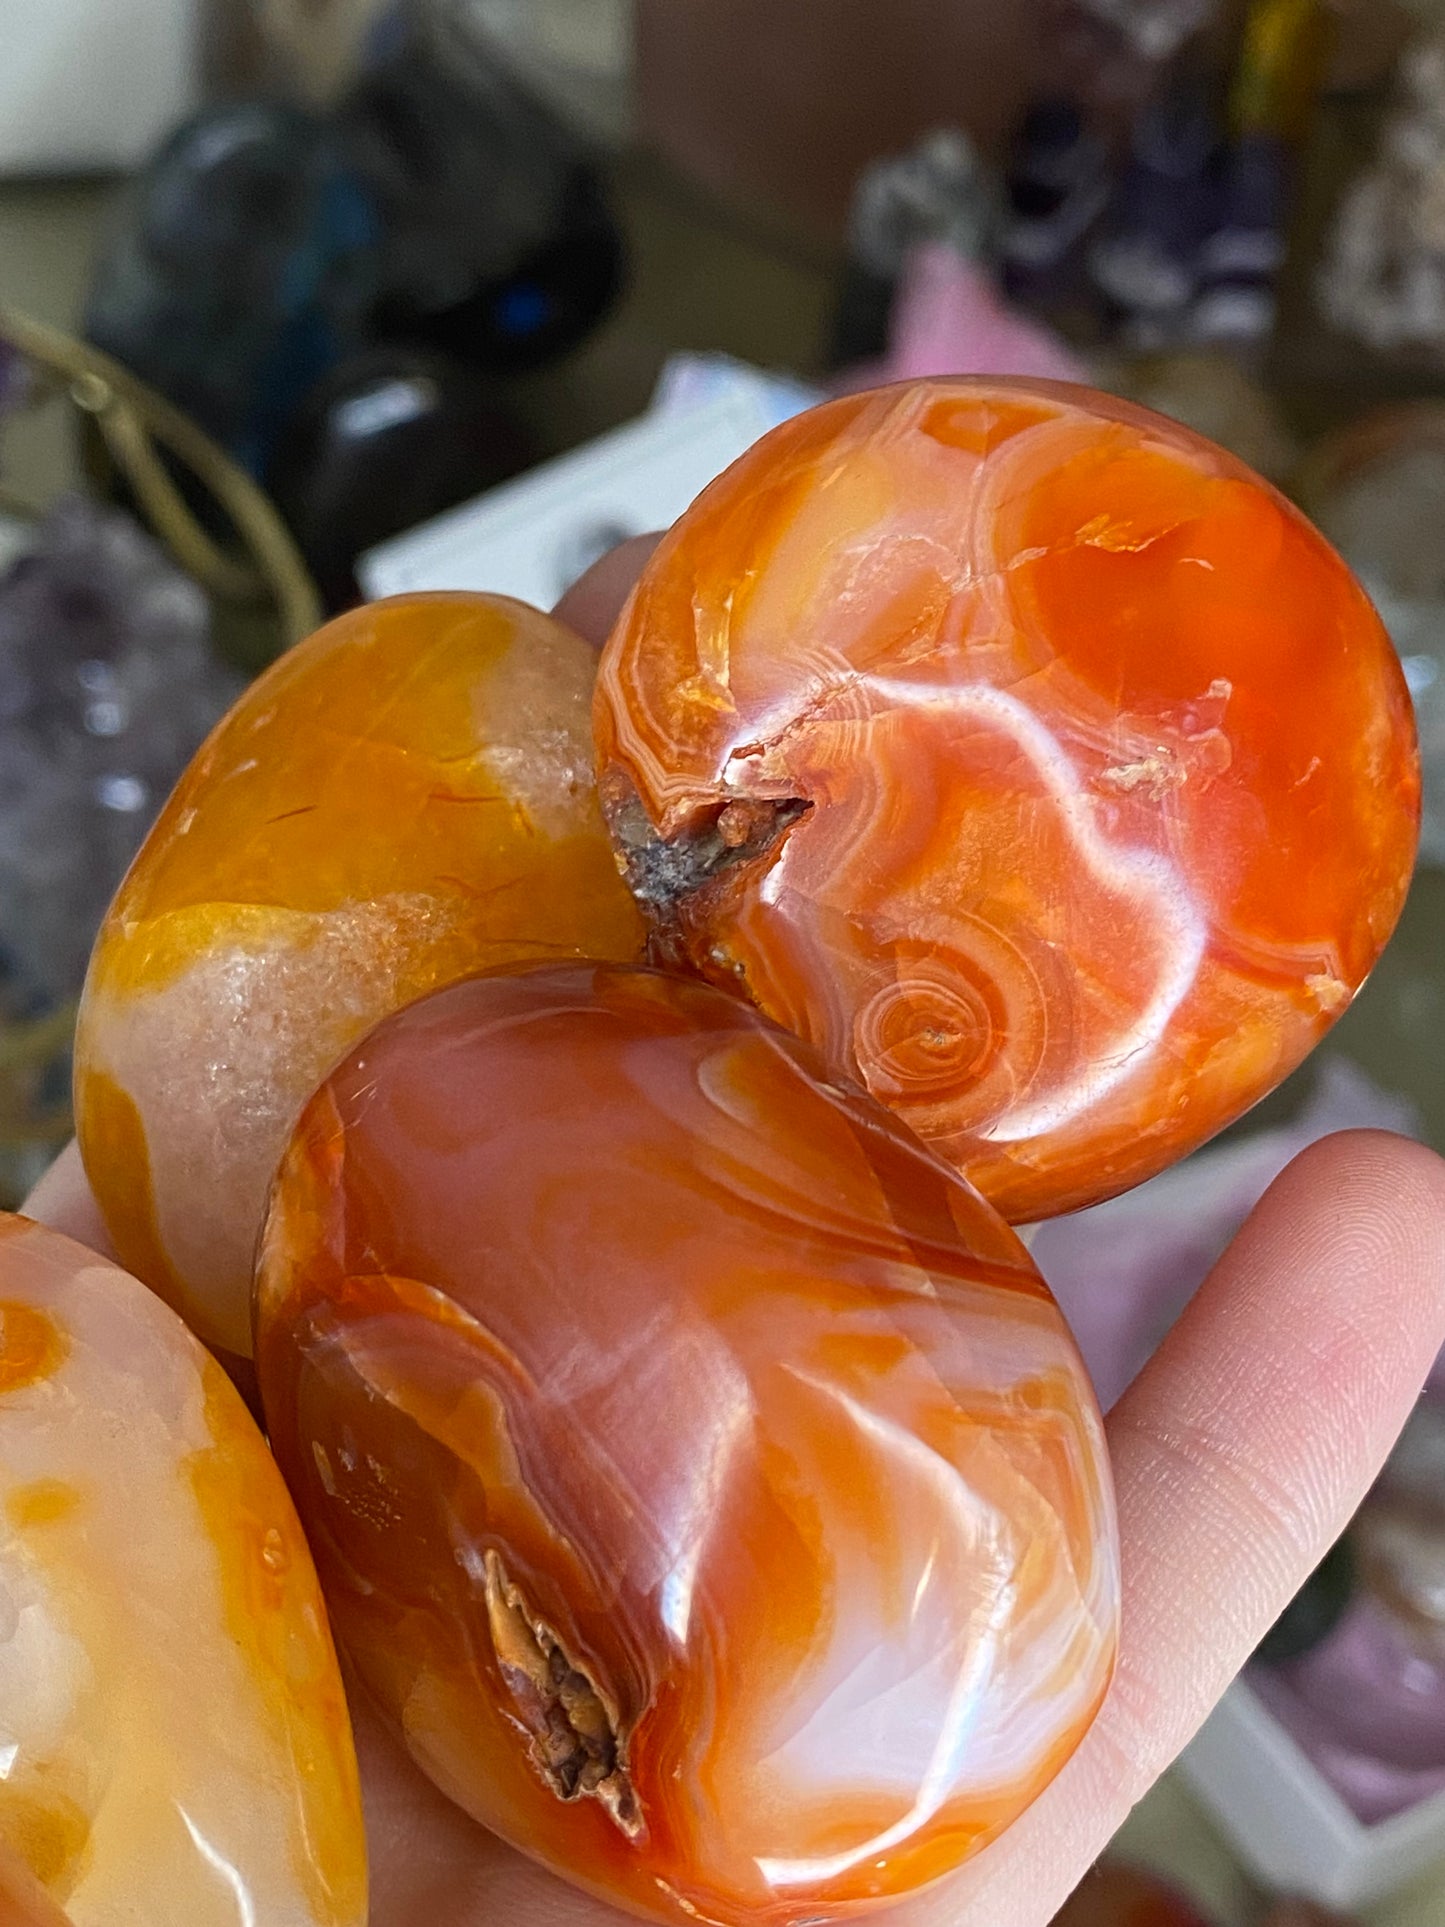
[
  {"xmin": 0, "ymin": 1213, "xmax": 365, "ymax": 1925},
  {"xmin": 594, "ymin": 380, "xmax": 1420, "ymax": 1220},
  {"xmin": 77, "ymin": 593, "xmax": 643, "ymax": 1357}
]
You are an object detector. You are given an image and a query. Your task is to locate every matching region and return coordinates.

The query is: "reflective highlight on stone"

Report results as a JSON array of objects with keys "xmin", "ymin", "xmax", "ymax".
[
  {"xmin": 255, "ymin": 962, "xmax": 1119, "ymax": 1926},
  {"xmin": 594, "ymin": 379, "xmax": 1420, "ymax": 1220},
  {"xmin": 0, "ymin": 1213, "xmax": 366, "ymax": 1926},
  {"xmin": 76, "ymin": 592, "xmax": 645, "ymax": 1356}
]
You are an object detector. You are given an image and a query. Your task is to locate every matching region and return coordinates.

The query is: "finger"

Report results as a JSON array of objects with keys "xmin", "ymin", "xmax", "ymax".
[
  {"xmin": 355, "ymin": 1687, "xmax": 639, "ymax": 1927},
  {"xmin": 20, "ymin": 1141, "xmax": 116, "ymax": 1260},
  {"xmin": 912, "ymin": 1129, "xmax": 1445, "ymax": 1927},
  {"xmin": 551, "ymin": 534, "xmax": 661, "ymax": 649}
]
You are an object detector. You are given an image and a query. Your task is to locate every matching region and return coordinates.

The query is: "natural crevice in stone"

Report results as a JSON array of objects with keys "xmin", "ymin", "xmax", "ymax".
[
  {"xmin": 600, "ymin": 776, "xmax": 811, "ymax": 912},
  {"xmin": 482, "ymin": 1548, "xmax": 642, "ymax": 1840}
]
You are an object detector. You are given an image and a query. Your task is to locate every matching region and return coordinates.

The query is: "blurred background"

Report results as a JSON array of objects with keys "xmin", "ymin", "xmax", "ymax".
[{"xmin": 4, "ymin": 3, "xmax": 1445, "ymax": 1923}]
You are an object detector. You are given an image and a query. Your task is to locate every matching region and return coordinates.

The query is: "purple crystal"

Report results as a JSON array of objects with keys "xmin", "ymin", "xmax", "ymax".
[
  {"xmin": 0, "ymin": 496, "xmax": 242, "ymax": 1002},
  {"xmin": 1247, "ymin": 1399, "xmax": 1445, "ymax": 1823},
  {"xmin": 1251, "ymin": 1600, "xmax": 1445, "ymax": 1821}
]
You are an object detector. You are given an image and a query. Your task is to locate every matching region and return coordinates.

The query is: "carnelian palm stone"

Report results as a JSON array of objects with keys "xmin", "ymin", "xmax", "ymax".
[
  {"xmin": 594, "ymin": 379, "xmax": 1420, "ymax": 1220},
  {"xmin": 76, "ymin": 592, "xmax": 644, "ymax": 1359},
  {"xmin": 0, "ymin": 1214, "xmax": 365, "ymax": 1926},
  {"xmin": 255, "ymin": 963, "xmax": 1119, "ymax": 1927}
]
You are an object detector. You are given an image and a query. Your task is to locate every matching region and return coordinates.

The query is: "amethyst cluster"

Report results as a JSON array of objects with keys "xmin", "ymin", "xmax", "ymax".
[{"xmin": 0, "ymin": 497, "xmax": 241, "ymax": 1006}]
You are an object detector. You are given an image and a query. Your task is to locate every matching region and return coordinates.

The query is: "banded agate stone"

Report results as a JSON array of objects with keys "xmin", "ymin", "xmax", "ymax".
[
  {"xmin": 75, "ymin": 592, "xmax": 644, "ymax": 1358},
  {"xmin": 593, "ymin": 379, "xmax": 1420, "ymax": 1220},
  {"xmin": 0, "ymin": 1214, "xmax": 365, "ymax": 1926},
  {"xmin": 255, "ymin": 962, "xmax": 1118, "ymax": 1926}
]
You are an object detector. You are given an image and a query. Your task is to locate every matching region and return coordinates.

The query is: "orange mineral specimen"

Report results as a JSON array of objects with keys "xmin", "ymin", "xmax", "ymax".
[
  {"xmin": 594, "ymin": 380, "xmax": 1420, "ymax": 1220},
  {"xmin": 255, "ymin": 962, "xmax": 1119, "ymax": 1926},
  {"xmin": 0, "ymin": 1213, "xmax": 366, "ymax": 1926},
  {"xmin": 76, "ymin": 593, "xmax": 644, "ymax": 1357}
]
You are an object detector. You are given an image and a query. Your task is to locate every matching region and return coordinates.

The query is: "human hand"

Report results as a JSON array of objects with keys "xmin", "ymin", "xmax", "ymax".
[{"xmin": 22, "ymin": 537, "xmax": 1445, "ymax": 1927}]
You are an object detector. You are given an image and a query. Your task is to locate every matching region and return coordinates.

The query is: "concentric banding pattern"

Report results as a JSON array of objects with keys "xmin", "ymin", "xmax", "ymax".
[{"xmin": 595, "ymin": 379, "xmax": 1420, "ymax": 1219}]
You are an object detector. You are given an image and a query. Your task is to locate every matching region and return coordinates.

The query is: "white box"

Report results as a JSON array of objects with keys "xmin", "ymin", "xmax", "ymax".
[
  {"xmin": 358, "ymin": 386, "xmax": 780, "ymax": 611},
  {"xmin": 1179, "ymin": 1678, "xmax": 1445, "ymax": 1911}
]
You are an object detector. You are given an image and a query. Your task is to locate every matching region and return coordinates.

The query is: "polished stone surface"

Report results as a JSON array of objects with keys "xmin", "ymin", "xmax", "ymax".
[
  {"xmin": 13, "ymin": 172, "xmax": 1445, "ymax": 1927},
  {"xmin": 255, "ymin": 962, "xmax": 1119, "ymax": 1926},
  {"xmin": 76, "ymin": 592, "xmax": 643, "ymax": 1357},
  {"xmin": 0, "ymin": 1213, "xmax": 365, "ymax": 1926},
  {"xmin": 594, "ymin": 378, "xmax": 1420, "ymax": 1222}
]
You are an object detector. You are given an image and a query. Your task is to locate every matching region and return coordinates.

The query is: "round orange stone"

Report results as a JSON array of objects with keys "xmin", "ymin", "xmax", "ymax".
[{"xmin": 594, "ymin": 379, "xmax": 1420, "ymax": 1220}]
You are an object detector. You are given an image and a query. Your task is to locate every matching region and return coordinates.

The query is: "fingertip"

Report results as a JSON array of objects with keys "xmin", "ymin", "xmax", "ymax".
[
  {"xmin": 1120, "ymin": 1126, "xmax": 1445, "ymax": 1535},
  {"xmin": 1269, "ymin": 1125, "xmax": 1445, "ymax": 1217},
  {"xmin": 1244, "ymin": 1127, "xmax": 1445, "ymax": 1371},
  {"xmin": 19, "ymin": 1141, "xmax": 117, "ymax": 1261},
  {"xmin": 970, "ymin": 1125, "xmax": 1445, "ymax": 1924},
  {"xmin": 551, "ymin": 534, "xmax": 663, "ymax": 650}
]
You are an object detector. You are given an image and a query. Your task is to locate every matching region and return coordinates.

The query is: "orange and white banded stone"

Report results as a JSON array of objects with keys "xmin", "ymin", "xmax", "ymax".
[
  {"xmin": 594, "ymin": 379, "xmax": 1420, "ymax": 1220},
  {"xmin": 255, "ymin": 963, "xmax": 1118, "ymax": 1926},
  {"xmin": 0, "ymin": 1215, "xmax": 365, "ymax": 1927}
]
